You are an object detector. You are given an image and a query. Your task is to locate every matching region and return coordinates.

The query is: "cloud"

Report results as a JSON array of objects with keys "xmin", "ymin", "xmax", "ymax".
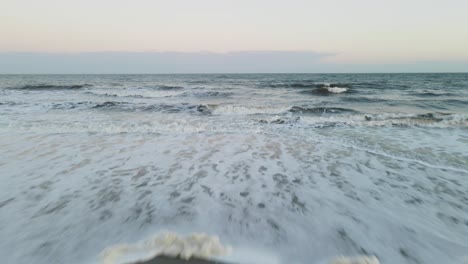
[
  {"xmin": 0, "ymin": 51, "xmax": 466, "ymax": 73},
  {"xmin": 0, "ymin": 51, "xmax": 333, "ymax": 74}
]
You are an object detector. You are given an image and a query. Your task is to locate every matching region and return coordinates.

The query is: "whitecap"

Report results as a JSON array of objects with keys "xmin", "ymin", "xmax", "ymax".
[
  {"xmin": 327, "ymin": 87, "xmax": 348, "ymax": 94},
  {"xmin": 208, "ymin": 104, "xmax": 291, "ymax": 115},
  {"xmin": 100, "ymin": 232, "xmax": 231, "ymax": 264}
]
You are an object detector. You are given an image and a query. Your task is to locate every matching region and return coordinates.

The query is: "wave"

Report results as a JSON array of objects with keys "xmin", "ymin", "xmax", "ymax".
[
  {"xmin": 87, "ymin": 88, "xmax": 185, "ymax": 98},
  {"xmin": 51, "ymin": 101, "xmax": 143, "ymax": 111},
  {"xmin": 49, "ymin": 101, "xmax": 359, "ymax": 117},
  {"xmin": 327, "ymin": 87, "xmax": 349, "ymax": 94},
  {"xmin": 34, "ymin": 99, "xmax": 468, "ymax": 128},
  {"xmin": 198, "ymin": 104, "xmax": 291, "ymax": 115},
  {"xmin": 90, "ymin": 102, "xmax": 208, "ymax": 114},
  {"xmin": 300, "ymin": 84, "xmax": 351, "ymax": 95},
  {"xmin": 10, "ymin": 84, "xmax": 91, "ymax": 90},
  {"xmin": 142, "ymin": 104, "xmax": 205, "ymax": 114},
  {"xmin": 4, "ymin": 114, "xmax": 466, "ymax": 135},
  {"xmin": 180, "ymin": 91, "xmax": 234, "ymax": 98},
  {"xmin": 285, "ymin": 82, "xmax": 316, "ymax": 88},
  {"xmin": 266, "ymin": 82, "xmax": 352, "ymax": 90},
  {"xmin": 87, "ymin": 87, "xmax": 232, "ymax": 99},
  {"xmin": 51, "ymin": 101, "xmax": 95, "ymax": 110},
  {"xmin": 257, "ymin": 116, "xmax": 301, "ymax": 125},
  {"xmin": 100, "ymin": 232, "xmax": 231, "ymax": 264},
  {"xmin": 0, "ymin": 101, "xmax": 19, "ymax": 106},
  {"xmin": 195, "ymin": 104, "xmax": 357, "ymax": 116},
  {"xmin": 289, "ymin": 106, "xmax": 357, "ymax": 114},
  {"xmin": 153, "ymin": 85, "xmax": 184, "ymax": 90},
  {"xmin": 1, "ymin": 119, "xmax": 213, "ymax": 134},
  {"xmin": 92, "ymin": 101, "xmax": 129, "ymax": 109},
  {"xmin": 99, "ymin": 231, "xmax": 382, "ymax": 264},
  {"xmin": 50, "ymin": 101, "xmax": 196, "ymax": 114},
  {"xmin": 299, "ymin": 112, "xmax": 468, "ymax": 128},
  {"xmin": 410, "ymin": 92, "xmax": 456, "ymax": 97},
  {"xmin": 188, "ymin": 80, "xmax": 209, "ymax": 85},
  {"xmin": 340, "ymin": 97, "xmax": 388, "ymax": 103},
  {"xmin": 315, "ymin": 83, "xmax": 351, "ymax": 89},
  {"xmin": 442, "ymin": 99, "xmax": 468, "ymax": 106}
]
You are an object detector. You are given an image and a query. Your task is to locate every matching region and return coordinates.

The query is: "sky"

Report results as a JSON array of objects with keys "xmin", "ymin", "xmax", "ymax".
[{"xmin": 1, "ymin": 0, "xmax": 468, "ymax": 73}]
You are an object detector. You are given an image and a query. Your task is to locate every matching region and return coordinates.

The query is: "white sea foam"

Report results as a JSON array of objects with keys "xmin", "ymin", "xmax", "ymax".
[
  {"xmin": 100, "ymin": 231, "xmax": 380, "ymax": 264},
  {"xmin": 100, "ymin": 232, "xmax": 231, "ymax": 264},
  {"xmin": 1, "ymin": 112, "xmax": 466, "ymax": 136},
  {"xmin": 327, "ymin": 87, "xmax": 348, "ymax": 94},
  {"xmin": 209, "ymin": 104, "xmax": 291, "ymax": 115},
  {"xmin": 1, "ymin": 74, "xmax": 468, "ymax": 264},
  {"xmin": 1, "ymin": 129, "xmax": 467, "ymax": 264},
  {"xmin": 329, "ymin": 256, "xmax": 379, "ymax": 264},
  {"xmin": 299, "ymin": 113, "xmax": 468, "ymax": 128}
]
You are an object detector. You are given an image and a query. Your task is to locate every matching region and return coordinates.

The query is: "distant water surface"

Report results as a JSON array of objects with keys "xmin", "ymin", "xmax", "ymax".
[{"xmin": 0, "ymin": 73, "xmax": 467, "ymax": 264}]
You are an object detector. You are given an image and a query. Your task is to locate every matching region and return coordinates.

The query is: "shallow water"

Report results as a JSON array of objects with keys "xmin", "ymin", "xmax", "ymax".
[{"xmin": 0, "ymin": 74, "xmax": 467, "ymax": 264}]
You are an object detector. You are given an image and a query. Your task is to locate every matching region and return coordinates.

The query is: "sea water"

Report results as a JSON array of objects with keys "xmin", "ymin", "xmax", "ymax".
[{"xmin": 0, "ymin": 73, "xmax": 467, "ymax": 264}]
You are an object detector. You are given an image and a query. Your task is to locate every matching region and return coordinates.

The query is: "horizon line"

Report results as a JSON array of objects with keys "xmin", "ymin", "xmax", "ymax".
[{"xmin": 1, "ymin": 72, "xmax": 467, "ymax": 75}]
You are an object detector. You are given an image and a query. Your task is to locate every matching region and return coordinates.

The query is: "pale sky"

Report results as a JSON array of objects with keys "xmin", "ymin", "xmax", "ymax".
[{"xmin": 1, "ymin": 0, "xmax": 468, "ymax": 73}]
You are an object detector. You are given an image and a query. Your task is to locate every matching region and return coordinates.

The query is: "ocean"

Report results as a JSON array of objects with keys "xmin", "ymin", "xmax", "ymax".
[{"xmin": 0, "ymin": 73, "xmax": 467, "ymax": 264}]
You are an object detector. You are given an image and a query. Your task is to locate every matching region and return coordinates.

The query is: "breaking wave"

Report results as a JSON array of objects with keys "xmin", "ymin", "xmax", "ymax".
[
  {"xmin": 289, "ymin": 106, "xmax": 357, "ymax": 114},
  {"xmin": 266, "ymin": 82, "xmax": 352, "ymax": 90},
  {"xmin": 46, "ymin": 101, "xmax": 468, "ymax": 128},
  {"xmin": 300, "ymin": 84, "xmax": 351, "ymax": 95},
  {"xmin": 92, "ymin": 101, "xmax": 129, "ymax": 109},
  {"xmin": 100, "ymin": 232, "xmax": 231, "ymax": 264},
  {"xmin": 47, "ymin": 101, "xmax": 360, "ymax": 117},
  {"xmin": 180, "ymin": 91, "xmax": 234, "ymax": 98},
  {"xmin": 99, "ymin": 232, "xmax": 382, "ymax": 264},
  {"xmin": 195, "ymin": 105, "xmax": 357, "ymax": 116},
  {"xmin": 299, "ymin": 113, "xmax": 468, "ymax": 128},
  {"xmin": 85, "ymin": 87, "xmax": 233, "ymax": 99},
  {"xmin": 51, "ymin": 101, "xmax": 134, "ymax": 111},
  {"xmin": 50, "ymin": 101, "xmax": 204, "ymax": 114},
  {"xmin": 327, "ymin": 87, "xmax": 349, "ymax": 94},
  {"xmin": 197, "ymin": 104, "xmax": 291, "ymax": 115},
  {"xmin": 153, "ymin": 85, "xmax": 184, "ymax": 90}
]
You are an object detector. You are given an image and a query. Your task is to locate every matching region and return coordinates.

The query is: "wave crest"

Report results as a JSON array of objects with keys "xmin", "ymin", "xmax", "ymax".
[
  {"xmin": 328, "ymin": 87, "xmax": 348, "ymax": 94},
  {"xmin": 289, "ymin": 106, "xmax": 357, "ymax": 114},
  {"xmin": 301, "ymin": 84, "xmax": 351, "ymax": 95},
  {"xmin": 87, "ymin": 88, "xmax": 184, "ymax": 98},
  {"xmin": 299, "ymin": 113, "xmax": 468, "ymax": 128},
  {"xmin": 100, "ymin": 232, "xmax": 231, "ymax": 264},
  {"xmin": 200, "ymin": 104, "xmax": 291, "ymax": 115},
  {"xmin": 153, "ymin": 85, "xmax": 184, "ymax": 90},
  {"xmin": 10, "ymin": 84, "xmax": 91, "ymax": 90}
]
